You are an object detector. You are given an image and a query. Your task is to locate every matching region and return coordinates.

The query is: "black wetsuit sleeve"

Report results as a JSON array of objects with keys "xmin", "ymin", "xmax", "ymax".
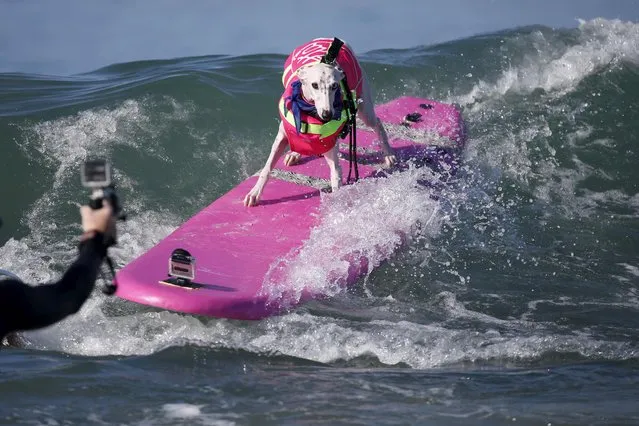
[{"xmin": 0, "ymin": 233, "xmax": 107, "ymax": 339}]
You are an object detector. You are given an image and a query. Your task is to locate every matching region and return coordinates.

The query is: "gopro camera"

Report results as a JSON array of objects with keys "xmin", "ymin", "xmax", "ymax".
[
  {"xmin": 81, "ymin": 159, "xmax": 112, "ymax": 189},
  {"xmin": 80, "ymin": 159, "xmax": 125, "ymax": 220},
  {"xmin": 168, "ymin": 248, "xmax": 196, "ymax": 282}
]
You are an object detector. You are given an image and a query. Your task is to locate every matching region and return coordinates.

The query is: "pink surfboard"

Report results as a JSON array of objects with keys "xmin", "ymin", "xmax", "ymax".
[{"xmin": 113, "ymin": 97, "xmax": 466, "ymax": 319}]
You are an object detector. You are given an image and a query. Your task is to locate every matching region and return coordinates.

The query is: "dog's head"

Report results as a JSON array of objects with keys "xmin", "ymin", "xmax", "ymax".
[{"xmin": 297, "ymin": 63, "xmax": 344, "ymax": 122}]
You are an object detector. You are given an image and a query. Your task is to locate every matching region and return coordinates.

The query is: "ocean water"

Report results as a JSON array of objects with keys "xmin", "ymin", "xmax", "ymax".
[{"xmin": 1, "ymin": 18, "xmax": 639, "ymax": 425}]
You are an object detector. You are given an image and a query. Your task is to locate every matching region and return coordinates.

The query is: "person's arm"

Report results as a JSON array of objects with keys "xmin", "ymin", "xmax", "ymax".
[
  {"xmin": 0, "ymin": 200, "xmax": 114, "ymax": 340},
  {"xmin": 0, "ymin": 232, "xmax": 107, "ymax": 336}
]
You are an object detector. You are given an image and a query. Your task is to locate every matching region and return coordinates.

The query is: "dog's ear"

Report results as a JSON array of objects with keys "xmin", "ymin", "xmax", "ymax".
[{"xmin": 335, "ymin": 66, "xmax": 345, "ymax": 81}]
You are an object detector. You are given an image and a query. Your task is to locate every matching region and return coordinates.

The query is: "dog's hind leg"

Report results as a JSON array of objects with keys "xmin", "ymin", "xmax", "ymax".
[{"xmin": 357, "ymin": 70, "xmax": 396, "ymax": 167}]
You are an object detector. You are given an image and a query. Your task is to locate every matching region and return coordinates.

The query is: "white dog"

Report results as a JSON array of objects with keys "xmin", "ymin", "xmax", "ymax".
[{"xmin": 243, "ymin": 37, "xmax": 396, "ymax": 207}]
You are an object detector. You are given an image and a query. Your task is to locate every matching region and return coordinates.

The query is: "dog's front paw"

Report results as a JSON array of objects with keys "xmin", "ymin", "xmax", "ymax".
[
  {"xmin": 243, "ymin": 187, "xmax": 262, "ymax": 207},
  {"xmin": 284, "ymin": 151, "xmax": 302, "ymax": 166},
  {"xmin": 383, "ymin": 154, "xmax": 397, "ymax": 168}
]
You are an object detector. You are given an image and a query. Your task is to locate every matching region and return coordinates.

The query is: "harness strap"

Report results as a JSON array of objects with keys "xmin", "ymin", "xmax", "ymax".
[{"xmin": 320, "ymin": 38, "xmax": 345, "ymax": 65}]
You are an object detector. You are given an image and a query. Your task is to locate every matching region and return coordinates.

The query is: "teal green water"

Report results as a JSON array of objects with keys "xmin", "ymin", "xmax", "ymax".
[{"xmin": 1, "ymin": 20, "xmax": 638, "ymax": 425}]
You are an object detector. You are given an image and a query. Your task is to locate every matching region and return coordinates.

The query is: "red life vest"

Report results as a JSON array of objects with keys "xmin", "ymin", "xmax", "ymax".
[{"xmin": 280, "ymin": 38, "xmax": 361, "ymax": 156}]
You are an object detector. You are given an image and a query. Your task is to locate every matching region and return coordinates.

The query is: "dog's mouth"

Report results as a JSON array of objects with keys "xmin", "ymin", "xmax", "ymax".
[
  {"xmin": 302, "ymin": 98, "xmax": 331, "ymax": 122},
  {"xmin": 316, "ymin": 110, "xmax": 334, "ymax": 123}
]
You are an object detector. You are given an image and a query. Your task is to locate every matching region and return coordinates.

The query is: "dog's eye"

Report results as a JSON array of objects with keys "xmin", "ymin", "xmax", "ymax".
[
  {"xmin": 312, "ymin": 83, "xmax": 319, "ymax": 89},
  {"xmin": 330, "ymin": 83, "xmax": 339, "ymax": 90}
]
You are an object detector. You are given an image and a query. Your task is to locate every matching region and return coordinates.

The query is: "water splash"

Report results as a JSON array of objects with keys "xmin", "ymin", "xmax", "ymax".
[{"xmin": 261, "ymin": 164, "xmax": 448, "ymax": 308}]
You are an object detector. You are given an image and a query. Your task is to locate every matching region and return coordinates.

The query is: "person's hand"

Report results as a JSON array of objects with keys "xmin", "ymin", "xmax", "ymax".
[{"xmin": 80, "ymin": 199, "xmax": 115, "ymax": 235}]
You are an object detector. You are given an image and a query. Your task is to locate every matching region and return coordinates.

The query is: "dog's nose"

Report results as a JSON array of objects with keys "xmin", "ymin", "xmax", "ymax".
[{"xmin": 321, "ymin": 110, "xmax": 332, "ymax": 121}]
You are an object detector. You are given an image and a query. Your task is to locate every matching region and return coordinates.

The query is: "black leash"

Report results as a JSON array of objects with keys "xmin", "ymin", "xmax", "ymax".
[{"xmin": 345, "ymin": 102, "xmax": 358, "ymax": 183}]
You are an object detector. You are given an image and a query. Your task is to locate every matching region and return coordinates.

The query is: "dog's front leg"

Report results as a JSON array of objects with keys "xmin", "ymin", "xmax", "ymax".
[
  {"xmin": 323, "ymin": 144, "xmax": 342, "ymax": 192},
  {"xmin": 243, "ymin": 121, "xmax": 289, "ymax": 207}
]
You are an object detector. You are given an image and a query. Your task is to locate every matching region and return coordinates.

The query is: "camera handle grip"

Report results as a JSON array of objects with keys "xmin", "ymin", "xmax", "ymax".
[{"xmin": 89, "ymin": 197, "xmax": 103, "ymax": 210}]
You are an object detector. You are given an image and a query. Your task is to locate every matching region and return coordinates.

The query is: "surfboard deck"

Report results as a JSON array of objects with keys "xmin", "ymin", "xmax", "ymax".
[{"xmin": 113, "ymin": 96, "xmax": 466, "ymax": 319}]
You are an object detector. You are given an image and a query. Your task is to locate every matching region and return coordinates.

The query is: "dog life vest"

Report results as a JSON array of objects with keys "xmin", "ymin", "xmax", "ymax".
[{"xmin": 279, "ymin": 38, "xmax": 362, "ymax": 156}]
